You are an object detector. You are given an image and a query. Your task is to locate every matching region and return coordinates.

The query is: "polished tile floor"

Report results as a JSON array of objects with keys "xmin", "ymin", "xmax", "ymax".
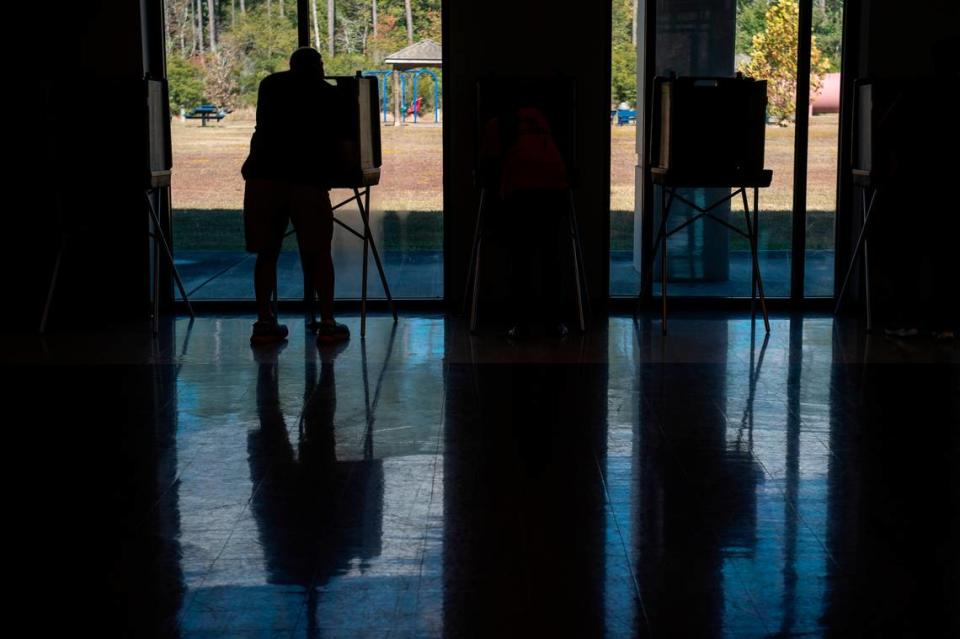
[{"xmin": 5, "ymin": 314, "xmax": 958, "ymax": 637}]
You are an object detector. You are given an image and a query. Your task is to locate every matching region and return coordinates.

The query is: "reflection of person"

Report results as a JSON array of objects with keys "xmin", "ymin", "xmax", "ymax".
[
  {"xmin": 242, "ymin": 47, "xmax": 351, "ymax": 345},
  {"xmin": 481, "ymin": 106, "xmax": 571, "ymax": 339},
  {"xmin": 247, "ymin": 340, "xmax": 357, "ymax": 590}
]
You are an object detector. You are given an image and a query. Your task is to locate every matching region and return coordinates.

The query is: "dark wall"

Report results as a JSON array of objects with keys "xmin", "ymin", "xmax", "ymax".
[
  {"xmin": 858, "ymin": 0, "xmax": 957, "ymax": 78},
  {"xmin": 442, "ymin": 2, "xmax": 612, "ymax": 310},
  {"xmin": 11, "ymin": 1, "xmax": 159, "ymax": 331},
  {"xmin": 836, "ymin": 0, "xmax": 958, "ymax": 322}
]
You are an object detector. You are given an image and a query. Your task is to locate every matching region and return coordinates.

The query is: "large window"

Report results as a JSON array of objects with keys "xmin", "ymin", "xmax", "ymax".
[
  {"xmin": 166, "ymin": 1, "xmax": 443, "ymax": 300},
  {"xmin": 610, "ymin": 0, "xmax": 843, "ymax": 299}
]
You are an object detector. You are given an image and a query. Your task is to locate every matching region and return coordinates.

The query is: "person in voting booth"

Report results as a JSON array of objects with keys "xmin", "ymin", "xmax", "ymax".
[
  {"xmin": 481, "ymin": 106, "xmax": 571, "ymax": 339},
  {"xmin": 242, "ymin": 47, "xmax": 353, "ymax": 345}
]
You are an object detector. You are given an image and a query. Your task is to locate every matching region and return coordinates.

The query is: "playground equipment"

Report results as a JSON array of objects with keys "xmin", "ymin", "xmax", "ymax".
[
  {"xmin": 362, "ymin": 68, "xmax": 440, "ymax": 124},
  {"xmin": 362, "ymin": 70, "xmax": 393, "ymax": 123}
]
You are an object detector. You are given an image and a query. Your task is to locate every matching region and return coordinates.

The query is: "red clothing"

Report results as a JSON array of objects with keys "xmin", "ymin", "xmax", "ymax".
[{"xmin": 480, "ymin": 107, "xmax": 569, "ymax": 199}]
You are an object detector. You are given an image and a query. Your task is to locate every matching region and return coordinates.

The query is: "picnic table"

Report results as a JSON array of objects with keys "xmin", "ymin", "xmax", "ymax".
[
  {"xmin": 184, "ymin": 104, "xmax": 227, "ymax": 126},
  {"xmin": 616, "ymin": 108, "xmax": 637, "ymax": 126}
]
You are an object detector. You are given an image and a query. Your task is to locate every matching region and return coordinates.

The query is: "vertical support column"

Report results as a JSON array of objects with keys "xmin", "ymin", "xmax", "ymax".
[
  {"xmin": 791, "ymin": 0, "xmax": 813, "ymax": 300},
  {"xmin": 636, "ymin": 0, "xmax": 655, "ymax": 302}
]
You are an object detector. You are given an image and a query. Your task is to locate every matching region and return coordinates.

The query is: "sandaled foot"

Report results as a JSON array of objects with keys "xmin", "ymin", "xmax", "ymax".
[
  {"xmin": 251, "ymin": 320, "xmax": 289, "ymax": 345},
  {"xmin": 315, "ymin": 320, "xmax": 350, "ymax": 344}
]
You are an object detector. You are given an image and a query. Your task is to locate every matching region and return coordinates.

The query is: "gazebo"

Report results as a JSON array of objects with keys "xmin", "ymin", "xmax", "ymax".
[{"xmin": 383, "ymin": 39, "xmax": 442, "ymax": 125}]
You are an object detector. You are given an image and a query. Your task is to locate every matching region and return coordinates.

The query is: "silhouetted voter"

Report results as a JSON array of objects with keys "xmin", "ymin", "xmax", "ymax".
[
  {"xmin": 481, "ymin": 106, "xmax": 570, "ymax": 339},
  {"xmin": 242, "ymin": 47, "xmax": 352, "ymax": 345}
]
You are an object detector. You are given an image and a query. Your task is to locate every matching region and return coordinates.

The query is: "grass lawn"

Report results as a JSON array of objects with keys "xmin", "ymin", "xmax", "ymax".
[{"xmin": 172, "ymin": 111, "xmax": 839, "ymax": 252}]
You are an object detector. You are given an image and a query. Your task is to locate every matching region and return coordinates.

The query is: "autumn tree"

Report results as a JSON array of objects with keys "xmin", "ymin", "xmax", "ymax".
[
  {"xmin": 204, "ymin": 48, "xmax": 240, "ymax": 107},
  {"xmin": 739, "ymin": 0, "xmax": 831, "ymax": 124}
]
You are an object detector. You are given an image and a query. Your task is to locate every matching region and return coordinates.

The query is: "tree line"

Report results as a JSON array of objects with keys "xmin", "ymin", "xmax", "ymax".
[
  {"xmin": 165, "ymin": 0, "xmax": 843, "ymax": 122},
  {"xmin": 612, "ymin": 0, "xmax": 842, "ymax": 118},
  {"xmin": 165, "ymin": 0, "xmax": 441, "ymax": 111}
]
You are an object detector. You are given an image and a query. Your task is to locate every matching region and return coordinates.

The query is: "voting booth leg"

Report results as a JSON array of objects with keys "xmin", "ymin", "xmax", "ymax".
[
  {"xmin": 834, "ymin": 187, "xmax": 877, "ymax": 332},
  {"xmin": 360, "ymin": 193, "xmax": 370, "ymax": 337},
  {"xmin": 355, "ymin": 187, "xmax": 397, "ymax": 339},
  {"xmin": 469, "ymin": 232, "xmax": 483, "ymax": 333},
  {"xmin": 463, "ymin": 189, "xmax": 486, "ymax": 318},
  {"xmin": 567, "ymin": 191, "xmax": 588, "ymax": 332},
  {"xmin": 641, "ymin": 187, "xmax": 674, "ymax": 333},
  {"xmin": 660, "ymin": 188, "xmax": 674, "ymax": 334},
  {"xmin": 147, "ymin": 190, "xmax": 194, "ymax": 335},
  {"xmin": 40, "ymin": 233, "xmax": 66, "ymax": 335},
  {"xmin": 567, "ymin": 189, "xmax": 590, "ymax": 333},
  {"xmin": 740, "ymin": 187, "xmax": 770, "ymax": 334}
]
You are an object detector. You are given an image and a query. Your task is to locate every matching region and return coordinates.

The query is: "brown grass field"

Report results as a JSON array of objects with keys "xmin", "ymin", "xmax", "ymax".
[{"xmin": 171, "ymin": 109, "xmax": 839, "ymax": 213}]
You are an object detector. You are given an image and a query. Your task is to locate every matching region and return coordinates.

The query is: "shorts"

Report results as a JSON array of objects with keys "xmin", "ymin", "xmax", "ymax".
[{"xmin": 243, "ymin": 178, "xmax": 332, "ymax": 254}]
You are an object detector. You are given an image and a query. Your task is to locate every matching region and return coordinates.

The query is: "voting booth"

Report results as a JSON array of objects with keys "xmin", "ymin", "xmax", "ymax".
[
  {"xmin": 464, "ymin": 76, "xmax": 589, "ymax": 333},
  {"xmin": 834, "ymin": 78, "xmax": 947, "ymax": 331},
  {"xmin": 41, "ymin": 77, "xmax": 194, "ymax": 335},
  {"xmin": 324, "ymin": 74, "xmax": 383, "ymax": 188},
  {"xmin": 643, "ymin": 75, "xmax": 773, "ymax": 334}
]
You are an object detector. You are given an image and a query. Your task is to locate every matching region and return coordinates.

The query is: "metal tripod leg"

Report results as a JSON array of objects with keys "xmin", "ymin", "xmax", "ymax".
[
  {"xmin": 463, "ymin": 189, "xmax": 486, "ymax": 317},
  {"xmin": 355, "ymin": 187, "xmax": 397, "ymax": 339},
  {"xmin": 567, "ymin": 190, "xmax": 588, "ymax": 332},
  {"xmin": 470, "ymin": 230, "xmax": 483, "ymax": 333},
  {"xmin": 640, "ymin": 186, "xmax": 674, "ymax": 330},
  {"xmin": 660, "ymin": 188, "xmax": 673, "ymax": 334},
  {"xmin": 146, "ymin": 191, "xmax": 194, "ymax": 321},
  {"xmin": 834, "ymin": 187, "xmax": 877, "ymax": 329},
  {"xmin": 360, "ymin": 189, "xmax": 370, "ymax": 338},
  {"xmin": 40, "ymin": 235, "xmax": 65, "ymax": 335},
  {"xmin": 144, "ymin": 191, "xmax": 194, "ymax": 336},
  {"xmin": 740, "ymin": 187, "xmax": 770, "ymax": 333},
  {"xmin": 567, "ymin": 201, "xmax": 586, "ymax": 332}
]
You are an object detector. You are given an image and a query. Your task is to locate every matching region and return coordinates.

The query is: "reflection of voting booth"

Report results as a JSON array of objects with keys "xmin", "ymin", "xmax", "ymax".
[
  {"xmin": 286, "ymin": 73, "xmax": 397, "ymax": 337},
  {"xmin": 643, "ymin": 75, "xmax": 772, "ymax": 334}
]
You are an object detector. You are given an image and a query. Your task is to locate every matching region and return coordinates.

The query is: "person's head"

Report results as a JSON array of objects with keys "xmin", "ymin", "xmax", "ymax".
[{"xmin": 290, "ymin": 47, "xmax": 324, "ymax": 78}]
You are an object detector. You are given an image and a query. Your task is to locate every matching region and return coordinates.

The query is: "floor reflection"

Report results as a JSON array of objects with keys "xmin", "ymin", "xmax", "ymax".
[
  {"xmin": 11, "ymin": 313, "xmax": 957, "ymax": 637},
  {"xmin": 442, "ymin": 358, "xmax": 609, "ymax": 636}
]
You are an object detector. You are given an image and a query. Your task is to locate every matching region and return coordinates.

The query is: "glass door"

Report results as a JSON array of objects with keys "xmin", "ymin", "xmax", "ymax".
[
  {"xmin": 167, "ymin": 0, "xmax": 444, "ymax": 300},
  {"xmin": 611, "ymin": 0, "xmax": 844, "ymax": 300}
]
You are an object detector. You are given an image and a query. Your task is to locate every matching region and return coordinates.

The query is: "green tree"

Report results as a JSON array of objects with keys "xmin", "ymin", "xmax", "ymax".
[
  {"xmin": 739, "ymin": 0, "xmax": 831, "ymax": 124},
  {"xmin": 611, "ymin": 42, "xmax": 637, "ymax": 105},
  {"xmin": 167, "ymin": 55, "xmax": 207, "ymax": 111},
  {"xmin": 812, "ymin": 0, "xmax": 843, "ymax": 72},
  {"xmin": 611, "ymin": 0, "xmax": 636, "ymax": 105},
  {"xmin": 226, "ymin": 6, "xmax": 298, "ymax": 105},
  {"xmin": 736, "ymin": 0, "xmax": 769, "ymax": 56}
]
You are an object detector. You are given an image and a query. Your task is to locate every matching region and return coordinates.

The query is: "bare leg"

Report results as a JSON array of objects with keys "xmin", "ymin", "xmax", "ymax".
[
  {"xmin": 303, "ymin": 250, "xmax": 335, "ymax": 322},
  {"xmin": 254, "ymin": 251, "xmax": 280, "ymax": 323}
]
